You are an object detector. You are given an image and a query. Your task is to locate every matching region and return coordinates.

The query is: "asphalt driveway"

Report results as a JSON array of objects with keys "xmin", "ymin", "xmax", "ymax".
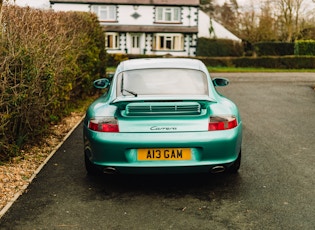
[{"xmin": 0, "ymin": 72, "xmax": 315, "ymax": 229}]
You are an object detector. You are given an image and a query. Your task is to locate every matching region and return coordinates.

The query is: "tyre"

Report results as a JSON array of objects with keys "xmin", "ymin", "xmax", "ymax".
[
  {"xmin": 84, "ymin": 153, "xmax": 100, "ymax": 175},
  {"xmin": 228, "ymin": 149, "xmax": 241, "ymax": 173}
]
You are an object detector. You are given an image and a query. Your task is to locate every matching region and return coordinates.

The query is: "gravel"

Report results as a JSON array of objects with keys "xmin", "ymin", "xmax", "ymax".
[{"xmin": 0, "ymin": 112, "xmax": 84, "ymax": 216}]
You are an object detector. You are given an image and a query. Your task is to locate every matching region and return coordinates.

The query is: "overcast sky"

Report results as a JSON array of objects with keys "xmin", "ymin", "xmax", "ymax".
[
  {"xmin": 12, "ymin": 0, "xmax": 315, "ymax": 12},
  {"xmin": 13, "ymin": 0, "xmax": 257, "ymax": 9},
  {"xmin": 13, "ymin": 0, "xmax": 49, "ymax": 8}
]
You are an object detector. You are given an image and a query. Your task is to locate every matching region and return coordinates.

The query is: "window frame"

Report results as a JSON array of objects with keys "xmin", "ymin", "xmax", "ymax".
[
  {"xmin": 155, "ymin": 7, "xmax": 181, "ymax": 23},
  {"xmin": 105, "ymin": 32, "xmax": 119, "ymax": 49},
  {"xmin": 153, "ymin": 33, "xmax": 184, "ymax": 51},
  {"xmin": 91, "ymin": 5, "xmax": 117, "ymax": 22}
]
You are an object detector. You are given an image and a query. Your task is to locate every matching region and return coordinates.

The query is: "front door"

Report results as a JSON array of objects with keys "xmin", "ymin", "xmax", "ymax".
[{"xmin": 130, "ymin": 34, "xmax": 141, "ymax": 54}]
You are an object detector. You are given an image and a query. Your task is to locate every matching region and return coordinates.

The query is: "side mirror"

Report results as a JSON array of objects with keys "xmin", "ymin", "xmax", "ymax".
[
  {"xmin": 107, "ymin": 72, "xmax": 114, "ymax": 81},
  {"xmin": 93, "ymin": 78, "xmax": 110, "ymax": 89},
  {"xmin": 212, "ymin": 78, "xmax": 229, "ymax": 87}
]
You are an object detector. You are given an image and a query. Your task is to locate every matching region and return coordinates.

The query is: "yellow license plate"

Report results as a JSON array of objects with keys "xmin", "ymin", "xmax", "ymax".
[{"xmin": 137, "ymin": 148, "xmax": 191, "ymax": 161}]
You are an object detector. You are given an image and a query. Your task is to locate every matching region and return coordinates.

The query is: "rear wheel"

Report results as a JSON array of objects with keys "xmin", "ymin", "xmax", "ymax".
[
  {"xmin": 84, "ymin": 153, "xmax": 99, "ymax": 175},
  {"xmin": 228, "ymin": 149, "xmax": 241, "ymax": 173}
]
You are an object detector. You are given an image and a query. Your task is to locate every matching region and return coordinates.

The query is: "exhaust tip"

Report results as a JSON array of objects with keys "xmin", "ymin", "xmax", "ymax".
[
  {"xmin": 211, "ymin": 166, "xmax": 225, "ymax": 174},
  {"xmin": 103, "ymin": 167, "xmax": 117, "ymax": 174}
]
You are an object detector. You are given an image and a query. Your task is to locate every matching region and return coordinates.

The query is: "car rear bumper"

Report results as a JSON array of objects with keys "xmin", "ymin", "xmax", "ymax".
[{"xmin": 84, "ymin": 123, "xmax": 242, "ymax": 174}]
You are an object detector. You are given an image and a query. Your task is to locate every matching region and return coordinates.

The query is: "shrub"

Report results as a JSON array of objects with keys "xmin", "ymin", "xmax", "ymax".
[
  {"xmin": 197, "ymin": 56, "xmax": 315, "ymax": 69},
  {"xmin": 106, "ymin": 53, "xmax": 129, "ymax": 67},
  {"xmin": 196, "ymin": 38, "xmax": 243, "ymax": 57},
  {"xmin": 294, "ymin": 40, "xmax": 315, "ymax": 56},
  {"xmin": 105, "ymin": 54, "xmax": 315, "ymax": 69},
  {"xmin": 0, "ymin": 5, "xmax": 105, "ymax": 161},
  {"xmin": 232, "ymin": 56, "xmax": 315, "ymax": 68},
  {"xmin": 254, "ymin": 42, "xmax": 295, "ymax": 56}
]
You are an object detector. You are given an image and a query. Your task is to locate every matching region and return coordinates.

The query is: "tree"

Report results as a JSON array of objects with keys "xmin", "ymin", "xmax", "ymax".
[
  {"xmin": 229, "ymin": 0, "xmax": 239, "ymax": 12},
  {"xmin": 210, "ymin": 0, "xmax": 240, "ymax": 37},
  {"xmin": 277, "ymin": 0, "xmax": 304, "ymax": 41},
  {"xmin": 257, "ymin": 0, "xmax": 278, "ymax": 41},
  {"xmin": 204, "ymin": 0, "xmax": 313, "ymax": 43},
  {"xmin": 200, "ymin": 0, "xmax": 215, "ymax": 16},
  {"xmin": 0, "ymin": 0, "xmax": 3, "ymax": 23},
  {"xmin": 238, "ymin": 9, "xmax": 259, "ymax": 42},
  {"xmin": 220, "ymin": 3, "xmax": 237, "ymax": 32}
]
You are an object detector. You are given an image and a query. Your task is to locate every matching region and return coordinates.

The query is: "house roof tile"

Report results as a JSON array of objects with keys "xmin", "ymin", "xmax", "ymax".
[{"xmin": 50, "ymin": 0, "xmax": 200, "ymax": 6}]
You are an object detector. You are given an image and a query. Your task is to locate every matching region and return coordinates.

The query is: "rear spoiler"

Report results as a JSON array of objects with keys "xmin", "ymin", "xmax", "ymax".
[
  {"xmin": 111, "ymin": 95, "xmax": 216, "ymax": 104},
  {"xmin": 110, "ymin": 96, "xmax": 217, "ymax": 109}
]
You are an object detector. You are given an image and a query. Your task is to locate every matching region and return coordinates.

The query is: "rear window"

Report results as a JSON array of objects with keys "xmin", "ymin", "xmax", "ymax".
[{"xmin": 116, "ymin": 68, "xmax": 208, "ymax": 96}]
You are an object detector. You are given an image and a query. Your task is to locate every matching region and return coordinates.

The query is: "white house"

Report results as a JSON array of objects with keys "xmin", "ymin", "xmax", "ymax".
[{"xmin": 50, "ymin": 0, "xmax": 200, "ymax": 56}]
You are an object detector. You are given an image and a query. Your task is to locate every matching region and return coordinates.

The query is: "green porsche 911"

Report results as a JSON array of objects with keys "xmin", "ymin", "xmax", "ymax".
[{"xmin": 83, "ymin": 58, "xmax": 242, "ymax": 175}]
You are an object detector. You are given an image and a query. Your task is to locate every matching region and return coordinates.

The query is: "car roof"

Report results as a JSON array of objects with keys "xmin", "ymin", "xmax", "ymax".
[{"xmin": 116, "ymin": 58, "xmax": 208, "ymax": 72}]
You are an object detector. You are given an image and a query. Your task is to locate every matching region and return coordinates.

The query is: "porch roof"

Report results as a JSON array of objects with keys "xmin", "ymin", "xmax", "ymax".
[{"xmin": 102, "ymin": 25, "xmax": 198, "ymax": 33}]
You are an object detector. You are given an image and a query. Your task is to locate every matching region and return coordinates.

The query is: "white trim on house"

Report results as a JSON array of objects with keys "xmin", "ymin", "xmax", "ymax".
[{"xmin": 50, "ymin": 1, "xmax": 199, "ymax": 56}]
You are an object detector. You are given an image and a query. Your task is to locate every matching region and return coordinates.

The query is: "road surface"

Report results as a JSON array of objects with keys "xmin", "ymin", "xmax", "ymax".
[{"xmin": 1, "ymin": 72, "xmax": 314, "ymax": 229}]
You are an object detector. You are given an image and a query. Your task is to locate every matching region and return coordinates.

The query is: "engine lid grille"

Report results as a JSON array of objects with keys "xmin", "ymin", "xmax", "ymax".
[{"xmin": 125, "ymin": 102, "xmax": 201, "ymax": 116}]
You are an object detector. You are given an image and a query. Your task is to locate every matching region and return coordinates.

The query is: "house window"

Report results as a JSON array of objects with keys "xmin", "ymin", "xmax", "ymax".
[
  {"xmin": 91, "ymin": 5, "xmax": 116, "ymax": 21},
  {"xmin": 153, "ymin": 34, "xmax": 184, "ymax": 51},
  {"xmin": 106, "ymin": 33, "xmax": 119, "ymax": 49},
  {"xmin": 156, "ymin": 7, "xmax": 180, "ymax": 23}
]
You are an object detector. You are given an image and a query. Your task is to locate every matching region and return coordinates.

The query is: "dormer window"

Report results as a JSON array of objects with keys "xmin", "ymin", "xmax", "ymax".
[
  {"xmin": 155, "ymin": 7, "xmax": 181, "ymax": 23},
  {"xmin": 91, "ymin": 5, "xmax": 117, "ymax": 21}
]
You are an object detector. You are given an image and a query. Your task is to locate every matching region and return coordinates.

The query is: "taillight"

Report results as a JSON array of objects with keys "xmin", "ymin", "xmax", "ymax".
[
  {"xmin": 208, "ymin": 116, "xmax": 237, "ymax": 131},
  {"xmin": 89, "ymin": 117, "xmax": 119, "ymax": 132}
]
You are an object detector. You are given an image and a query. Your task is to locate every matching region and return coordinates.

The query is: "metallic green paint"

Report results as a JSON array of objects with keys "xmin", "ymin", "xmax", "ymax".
[{"xmin": 84, "ymin": 58, "xmax": 242, "ymax": 174}]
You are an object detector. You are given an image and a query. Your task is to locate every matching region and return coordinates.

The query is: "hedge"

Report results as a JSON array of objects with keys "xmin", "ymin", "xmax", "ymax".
[
  {"xmin": 0, "ymin": 6, "xmax": 105, "ymax": 161},
  {"xmin": 196, "ymin": 38, "xmax": 243, "ymax": 57},
  {"xmin": 294, "ymin": 40, "xmax": 315, "ymax": 56},
  {"xmin": 254, "ymin": 42, "xmax": 295, "ymax": 56},
  {"xmin": 198, "ymin": 56, "xmax": 315, "ymax": 69},
  {"xmin": 195, "ymin": 39, "xmax": 315, "ymax": 57},
  {"xmin": 107, "ymin": 54, "xmax": 315, "ymax": 69}
]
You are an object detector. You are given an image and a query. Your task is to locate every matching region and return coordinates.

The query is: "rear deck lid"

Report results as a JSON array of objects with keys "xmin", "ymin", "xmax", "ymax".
[
  {"xmin": 118, "ymin": 101, "xmax": 209, "ymax": 133},
  {"xmin": 124, "ymin": 102, "xmax": 201, "ymax": 116}
]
